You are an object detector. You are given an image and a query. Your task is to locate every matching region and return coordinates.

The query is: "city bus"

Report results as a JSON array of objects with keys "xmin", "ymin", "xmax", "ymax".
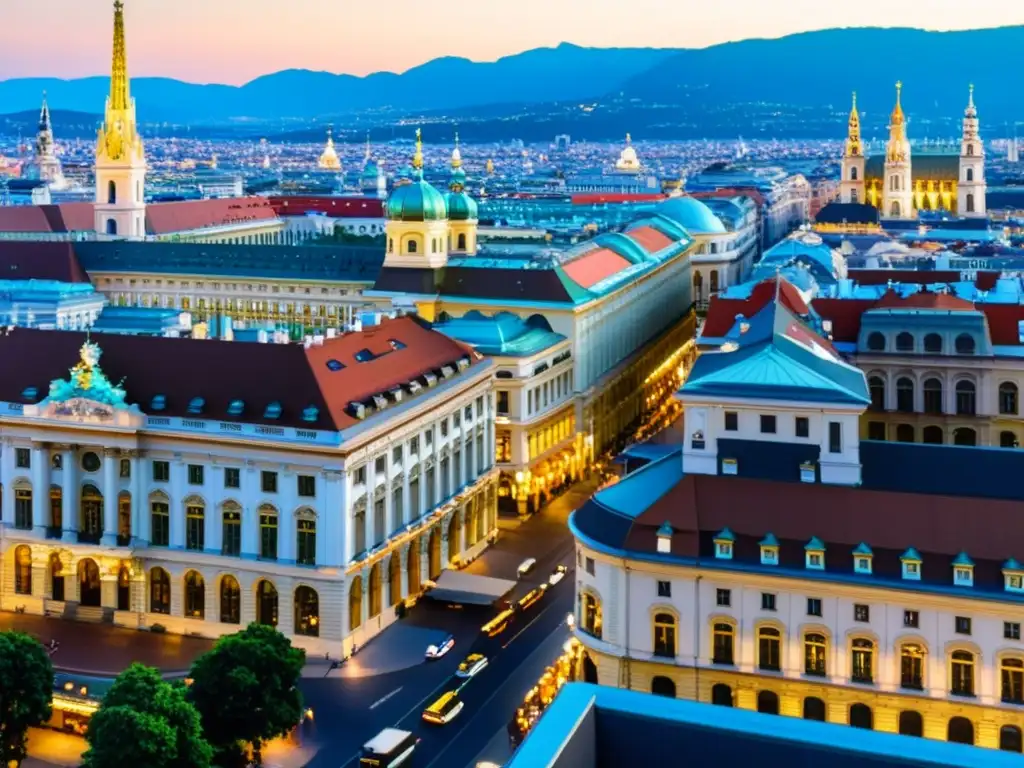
[
  {"xmin": 360, "ymin": 727, "xmax": 417, "ymax": 767},
  {"xmin": 481, "ymin": 607, "xmax": 515, "ymax": 637},
  {"xmin": 422, "ymin": 690, "xmax": 465, "ymax": 725}
]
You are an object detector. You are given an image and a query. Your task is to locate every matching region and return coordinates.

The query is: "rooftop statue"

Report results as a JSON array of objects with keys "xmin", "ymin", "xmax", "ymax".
[{"xmin": 47, "ymin": 341, "xmax": 128, "ymax": 409}]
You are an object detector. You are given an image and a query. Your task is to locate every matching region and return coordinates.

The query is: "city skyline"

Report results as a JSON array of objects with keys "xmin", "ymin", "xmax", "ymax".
[{"xmin": 0, "ymin": 0, "xmax": 1021, "ymax": 85}]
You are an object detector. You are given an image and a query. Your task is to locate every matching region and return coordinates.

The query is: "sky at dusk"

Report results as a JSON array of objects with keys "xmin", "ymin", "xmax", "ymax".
[{"xmin": 2, "ymin": 0, "xmax": 1022, "ymax": 85}]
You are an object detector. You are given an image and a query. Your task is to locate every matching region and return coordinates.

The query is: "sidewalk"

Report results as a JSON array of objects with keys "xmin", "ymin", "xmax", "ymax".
[{"xmin": 466, "ymin": 727, "xmax": 514, "ymax": 768}]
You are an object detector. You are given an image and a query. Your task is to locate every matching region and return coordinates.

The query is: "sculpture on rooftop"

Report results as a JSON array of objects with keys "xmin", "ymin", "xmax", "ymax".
[{"xmin": 47, "ymin": 341, "xmax": 128, "ymax": 409}]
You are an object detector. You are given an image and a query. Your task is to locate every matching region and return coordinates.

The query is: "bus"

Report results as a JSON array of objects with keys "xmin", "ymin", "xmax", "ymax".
[
  {"xmin": 360, "ymin": 728, "xmax": 417, "ymax": 767},
  {"xmin": 481, "ymin": 607, "xmax": 515, "ymax": 637},
  {"xmin": 422, "ymin": 691, "xmax": 465, "ymax": 725}
]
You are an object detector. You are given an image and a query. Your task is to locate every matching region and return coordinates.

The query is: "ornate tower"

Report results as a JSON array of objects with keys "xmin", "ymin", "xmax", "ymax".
[
  {"xmin": 317, "ymin": 127, "xmax": 341, "ymax": 171},
  {"xmin": 446, "ymin": 133, "xmax": 479, "ymax": 256},
  {"xmin": 360, "ymin": 134, "xmax": 387, "ymax": 199},
  {"xmin": 839, "ymin": 92, "xmax": 865, "ymax": 204},
  {"xmin": 958, "ymin": 85, "xmax": 986, "ymax": 218},
  {"xmin": 383, "ymin": 129, "xmax": 449, "ymax": 270},
  {"xmin": 881, "ymin": 81, "xmax": 913, "ymax": 220},
  {"xmin": 94, "ymin": 0, "xmax": 146, "ymax": 239}
]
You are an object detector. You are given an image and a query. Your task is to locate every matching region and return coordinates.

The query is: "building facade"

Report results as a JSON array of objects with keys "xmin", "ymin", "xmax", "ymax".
[{"xmin": 0, "ymin": 318, "xmax": 499, "ymax": 657}]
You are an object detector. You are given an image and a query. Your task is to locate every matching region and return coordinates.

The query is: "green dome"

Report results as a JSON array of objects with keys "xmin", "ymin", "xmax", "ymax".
[
  {"xmin": 446, "ymin": 190, "xmax": 478, "ymax": 221},
  {"xmin": 361, "ymin": 160, "xmax": 380, "ymax": 181},
  {"xmin": 449, "ymin": 166, "xmax": 467, "ymax": 188},
  {"xmin": 386, "ymin": 178, "xmax": 448, "ymax": 221}
]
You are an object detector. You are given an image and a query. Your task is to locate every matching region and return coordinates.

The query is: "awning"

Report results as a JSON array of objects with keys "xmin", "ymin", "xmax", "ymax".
[{"xmin": 424, "ymin": 570, "xmax": 517, "ymax": 606}]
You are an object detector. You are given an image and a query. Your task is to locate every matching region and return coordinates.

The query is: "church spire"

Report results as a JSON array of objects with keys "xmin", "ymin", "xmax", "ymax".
[
  {"xmin": 890, "ymin": 81, "xmax": 905, "ymax": 130},
  {"xmin": 412, "ymin": 128, "xmax": 424, "ymax": 173},
  {"xmin": 39, "ymin": 91, "xmax": 52, "ymax": 134},
  {"xmin": 845, "ymin": 91, "xmax": 862, "ymax": 157},
  {"xmin": 451, "ymin": 132, "xmax": 462, "ymax": 169},
  {"xmin": 364, "ymin": 132, "xmax": 371, "ymax": 162},
  {"xmin": 965, "ymin": 83, "xmax": 977, "ymax": 118},
  {"xmin": 109, "ymin": 0, "xmax": 129, "ymax": 112}
]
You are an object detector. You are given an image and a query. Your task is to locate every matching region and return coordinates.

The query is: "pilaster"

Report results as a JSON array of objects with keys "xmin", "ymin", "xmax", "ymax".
[
  {"xmin": 31, "ymin": 443, "xmax": 50, "ymax": 532},
  {"xmin": 101, "ymin": 449, "xmax": 118, "ymax": 546},
  {"xmin": 60, "ymin": 447, "xmax": 79, "ymax": 541}
]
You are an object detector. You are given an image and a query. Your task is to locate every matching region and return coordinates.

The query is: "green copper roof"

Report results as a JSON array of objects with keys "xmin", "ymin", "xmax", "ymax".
[
  {"xmin": 713, "ymin": 527, "xmax": 735, "ymax": 542},
  {"xmin": 901, "ymin": 547, "xmax": 922, "ymax": 562},
  {"xmin": 386, "ymin": 177, "xmax": 447, "ymax": 222},
  {"xmin": 446, "ymin": 190, "xmax": 478, "ymax": 221},
  {"xmin": 805, "ymin": 536, "xmax": 825, "ymax": 551},
  {"xmin": 952, "ymin": 551, "xmax": 975, "ymax": 567},
  {"xmin": 1005, "ymin": 558, "xmax": 1023, "ymax": 571},
  {"xmin": 657, "ymin": 521, "xmax": 674, "ymax": 537},
  {"xmin": 760, "ymin": 533, "xmax": 779, "ymax": 547},
  {"xmin": 433, "ymin": 311, "xmax": 566, "ymax": 357},
  {"xmin": 657, "ymin": 196, "xmax": 727, "ymax": 234},
  {"xmin": 852, "ymin": 542, "xmax": 873, "ymax": 556}
]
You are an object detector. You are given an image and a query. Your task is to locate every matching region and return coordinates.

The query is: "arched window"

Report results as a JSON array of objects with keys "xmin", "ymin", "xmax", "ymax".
[
  {"xmin": 1001, "ymin": 431, "xmax": 1020, "ymax": 449},
  {"xmin": 1000, "ymin": 382, "xmax": 1019, "ymax": 415},
  {"xmin": 966, "ymin": 194, "xmax": 975, "ymax": 213},
  {"xmin": 221, "ymin": 502, "xmax": 241, "ymax": 556},
  {"xmin": 866, "ymin": 332, "xmax": 885, "ymax": 351},
  {"xmin": 758, "ymin": 626, "xmax": 781, "ymax": 671},
  {"xmin": 711, "ymin": 683, "xmax": 733, "ymax": 707},
  {"xmin": 951, "ymin": 650, "xmax": 975, "ymax": 696},
  {"xmin": 184, "ymin": 571, "xmax": 205, "ymax": 619},
  {"xmin": 954, "ymin": 427, "xmax": 977, "ymax": 446},
  {"xmin": 967, "ymin": 145, "xmax": 975, "ymax": 157},
  {"xmin": 891, "ymin": 201, "xmax": 901, "ymax": 218},
  {"xmin": 106, "ymin": 219, "xmax": 117, "ymax": 236},
  {"xmin": 948, "ymin": 716, "xmax": 974, "ymax": 745},
  {"xmin": 1000, "ymin": 725, "xmax": 1023, "ymax": 753},
  {"xmin": 851, "ymin": 638, "xmax": 874, "ymax": 683},
  {"xmin": 259, "ymin": 505, "xmax": 278, "ymax": 560},
  {"xmin": 900, "ymin": 644, "xmax": 925, "ymax": 690},
  {"xmin": 349, "ymin": 574, "xmax": 363, "ymax": 632},
  {"xmin": 296, "ymin": 510, "xmax": 316, "ymax": 566},
  {"xmin": 895, "ymin": 332, "xmax": 914, "ymax": 353},
  {"xmin": 185, "ymin": 499, "xmax": 205, "ymax": 551},
  {"xmin": 803, "ymin": 696, "xmax": 826, "ymax": 721},
  {"xmin": 151, "ymin": 495, "xmax": 170, "ymax": 547},
  {"xmin": 14, "ymin": 545, "xmax": 31, "ymax": 595},
  {"xmin": 955, "ymin": 380, "xmax": 976, "ymax": 415},
  {"xmin": 118, "ymin": 492, "xmax": 131, "ymax": 544},
  {"xmin": 389, "ymin": 554, "xmax": 402, "ymax": 607},
  {"xmin": 850, "ymin": 703, "xmax": 873, "ymax": 730},
  {"xmin": 850, "ymin": 167, "xmax": 858, "ymax": 181},
  {"xmin": 369, "ymin": 562, "xmax": 382, "ymax": 619},
  {"xmin": 653, "ymin": 612, "xmax": 677, "ymax": 658},
  {"xmin": 896, "ymin": 377, "xmax": 914, "ymax": 412},
  {"xmin": 899, "ymin": 710, "xmax": 924, "ymax": 737},
  {"xmin": 408, "ymin": 239, "xmax": 418, "ymax": 254},
  {"xmin": 651, "ymin": 676, "xmax": 676, "ymax": 698},
  {"xmin": 256, "ymin": 579, "xmax": 278, "ymax": 626},
  {"xmin": 709, "ymin": 270, "xmax": 719, "ymax": 294},
  {"xmin": 868, "ymin": 376, "xmax": 885, "ymax": 411},
  {"xmin": 149, "ymin": 567, "xmax": 170, "ymax": 615},
  {"xmin": 756, "ymin": 690, "xmax": 779, "ymax": 715},
  {"xmin": 966, "ymin": 167, "xmax": 974, "ymax": 181},
  {"xmin": 923, "ymin": 378, "xmax": 943, "ymax": 414},
  {"xmin": 1001, "ymin": 657, "xmax": 1024, "ymax": 704},
  {"xmin": 81, "ymin": 485, "xmax": 102, "ymax": 540},
  {"xmin": 955, "ymin": 333, "xmax": 975, "ymax": 355},
  {"xmin": 581, "ymin": 592, "xmax": 602, "ymax": 638},
  {"xmin": 896, "ymin": 424, "xmax": 915, "ymax": 443},
  {"xmin": 50, "ymin": 552, "xmax": 64, "ymax": 602},
  {"xmin": 108, "ymin": 180, "xmax": 117, "ymax": 205},
  {"xmin": 693, "ymin": 271, "xmax": 704, "ymax": 302},
  {"xmin": 712, "ymin": 622, "xmax": 734, "ymax": 665},
  {"xmin": 804, "ymin": 633, "xmax": 827, "ymax": 676},
  {"xmin": 457, "ymin": 233, "xmax": 467, "ymax": 251},
  {"xmin": 220, "ymin": 575, "xmax": 241, "ymax": 624},
  {"xmin": 923, "ymin": 333, "xmax": 942, "ymax": 353},
  {"xmin": 431, "ymin": 238, "xmax": 437, "ymax": 254},
  {"xmin": 294, "ymin": 586, "xmax": 320, "ymax": 637}
]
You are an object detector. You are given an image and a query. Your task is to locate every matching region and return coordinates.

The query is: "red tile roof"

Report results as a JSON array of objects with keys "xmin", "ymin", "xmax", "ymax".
[
  {"xmin": 0, "ymin": 317, "xmax": 482, "ymax": 432},
  {"xmin": 145, "ymin": 197, "xmax": 279, "ymax": 236},
  {"xmin": 980, "ymin": 304, "xmax": 1024, "ymax": 345},
  {"xmin": 0, "ymin": 242, "xmax": 90, "ymax": 283},
  {"xmin": 810, "ymin": 298, "xmax": 876, "ymax": 343},
  {"xmin": 701, "ymin": 278, "xmax": 809, "ymax": 338},
  {"xmin": 625, "ymin": 225, "xmax": 674, "ymax": 253},
  {"xmin": 872, "ymin": 288, "xmax": 975, "ymax": 311},
  {"xmin": 57, "ymin": 202, "xmax": 98, "ymax": 232},
  {"xmin": 562, "ymin": 248, "xmax": 631, "ymax": 289},
  {"xmin": 0, "ymin": 205, "xmax": 56, "ymax": 233},
  {"xmin": 268, "ymin": 195, "xmax": 385, "ymax": 219}
]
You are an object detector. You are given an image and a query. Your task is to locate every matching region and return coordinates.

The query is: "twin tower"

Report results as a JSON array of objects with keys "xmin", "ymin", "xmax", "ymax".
[{"xmin": 839, "ymin": 83, "xmax": 986, "ymax": 220}]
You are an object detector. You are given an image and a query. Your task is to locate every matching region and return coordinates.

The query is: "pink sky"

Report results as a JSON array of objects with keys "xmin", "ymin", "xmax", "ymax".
[{"xmin": 1, "ymin": 0, "xmax": 1020, "ymax": 85}]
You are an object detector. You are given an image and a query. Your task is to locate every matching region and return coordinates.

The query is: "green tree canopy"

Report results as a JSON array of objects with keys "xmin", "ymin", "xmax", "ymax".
[
  {"xmin": 82, "ymin": 663, "xmax": 210, "ymax": 768},
  {"xmin": 0, "ymin": 630, "xmax": 54, "ymax": 767},
  {"xmin": 187, "ymin": 623, "xmax": 305, "ymax": 765}
]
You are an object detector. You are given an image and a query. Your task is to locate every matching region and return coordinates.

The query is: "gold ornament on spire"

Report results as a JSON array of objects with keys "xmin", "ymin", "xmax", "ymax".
[
  {"xmin": 110, "ymin": 0, "xmax": 129, "ymax": 112},
  {"xmin": 886, "ymin": 81, "xmax": 909, "ymax": 163},
  {"xmin": 845, "ymin": 91, "xmax": 862, "ymax": 157},
  {"xmin": 97, "ymin": 0, "xmax": 141, "ymax": 163},
  {"xmin": 412, "ymin": 128, "xmax": 424, "ymax": 171},
  {"xmin": 452, "ymin": 131, "xmax": 462, "ymax": 169},
  {"xmin": 890, "ymin": 81, "xmax": 905, "ymax": 125}
]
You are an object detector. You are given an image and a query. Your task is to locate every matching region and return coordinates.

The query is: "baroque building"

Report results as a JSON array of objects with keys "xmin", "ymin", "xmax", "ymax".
[{"xmin": 0, "ymin": 318, "xmax": 498, "ymax": 656}]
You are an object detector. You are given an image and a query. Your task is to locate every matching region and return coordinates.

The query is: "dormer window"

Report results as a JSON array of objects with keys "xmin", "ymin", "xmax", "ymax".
[
  {"xmin": 1004, "ymin": 559, "xmax": 1024, "ymax": 593},
  {"xmin": 21, "ymin": 387, "xmax": 38, "ymax": 402},
  {"xmin": 901, "ymin": 547, "xmax": 922, "ymax": 581},
  {"xmin": 952, "ymin": 552, "xmax": 974, "ymax": 587},
  {"xmin": 264, "ymin": 401, "xmax": 282, "ymax": 420},
  {"xmin": 656, "ymin": 522, "xmax": 673, "ymax": 555},
  {"xmin": 852, "ymin": 542, "xmax": 873, "ymax": 574},
  {"xmin": 721, "ymin": 458, "xmax": 737, "ymax": 476},
  {"xmin": 302, "ymin": 406, "xmax": 319, "ymax": 423},
  {"xmin": 760, "ymin": 534, "xmax": 779, "ymax": 566},
  {"xmin": 187, "ymin": 397, "xmax": 205, "ymax": 415},
  {"xmin": 799, "ymin": 462, "xmax": 815, "ymax": 483},
  {"xmin": 150, "ymin": 394, "xmax": 166, "ymax": 412},
  {"xmin": 713, "ymin": 528, "xmax": 735, "ymax": 560},
  {"xmin": 227, "ymin": 400, "xmax": 245, "ymax": 416},
  {"xmin": 805, "ymin": 537, "xmax": 825, "ymax": 570}
]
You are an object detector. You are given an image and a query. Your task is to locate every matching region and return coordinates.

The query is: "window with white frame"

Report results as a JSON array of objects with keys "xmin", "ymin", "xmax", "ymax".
[{"xmin": 954, "ymin": 566, "xmax": 974, "ymax": 587}]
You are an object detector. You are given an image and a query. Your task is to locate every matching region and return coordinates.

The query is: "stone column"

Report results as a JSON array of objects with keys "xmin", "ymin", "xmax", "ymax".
[
  {"xmin": 61, "ymin": 446, "xmax": 79, "ymax": 542},
  {"xmin": 419, "ymin": 536, "xmax": 429, "ymax": 588},
  {"xmin": 0, "ymin": 439, "xmax": 14, "ymax": 524},
  {"xmin": 383, "ymin": 453, "xmax": 393, "ymax": 539},
  {"xmin": 131, "ymin": 451, "xmax": 146, "ymax": 545},
  {"xmin": 30, "ymin": 550, "xmax": 48, "ymax": 599},
  {"xmin": 101, "ymin": 449, "xmax": 119, "ymax": 546},
  {"xmin": 241, "ymin": 462, "xmax": 259, "ymax": 557},
  {"xmin": 361, "ymin": 571, "xmax": 369, "ymax": 627},
  {"xmin": 321, "ymin": 470, "xmax": 342, "ymax": 567},
  {"xmin": 31, "ymin": 442, "xmax": 50, "ymax": 532},
  {"xmin": 366, "ymin": 460, "xmax": 377, "ymax": 547},
  {"xmin": 399, "ymin": 546, "xmax": 410, "ymax": 600},
  {"xmin": 400, "ymin": 468, "xmax": 411, "ymax": 528},
  {"xmin": 169, "ymin": 459, "xmax": 185, "ymax": 549},
  {"xmin": 100, "ymin": 571, "xmax": 118, "ymax": 609},
  {"xmin": 279, "ymin": 471, "xmax": 296, "ymax": 563}
]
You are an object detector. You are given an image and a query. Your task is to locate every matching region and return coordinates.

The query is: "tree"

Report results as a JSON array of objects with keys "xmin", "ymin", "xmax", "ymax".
[
  {"xmin": 82, "ymin": 663, "xmax": 210, "ymax": 768},
  {"xmin": 187, "ymin": 623, "xmax": 305, "ymax": 766},
  {"xmin": 0, "ymin": 630, "xmax": 54, "ymax": 767}
]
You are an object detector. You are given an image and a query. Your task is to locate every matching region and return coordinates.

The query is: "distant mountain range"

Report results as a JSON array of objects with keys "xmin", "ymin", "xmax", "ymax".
[{"xmin": 1, "ymin": 28, "xmax": 1023, "ymax": 139}]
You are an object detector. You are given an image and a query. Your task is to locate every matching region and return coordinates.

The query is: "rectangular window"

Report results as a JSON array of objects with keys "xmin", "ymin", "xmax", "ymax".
[
  {"xmin": 867, "ymin": 421, "xmax": 887, "ymax": 441},
  {"xmin": 120, "ymin": 459, "xmax": 131, "ymax": 478},
  {"xmin": 1006, "ymin": 622, "xmax": 1022, "ymax": 641},
  {"xmin": 585, "ymin": 557, "xmax": 595, "ymax": 576},
  {"xmin": 152, "ymin": 460, "xmax": 170, "ymax": 482},
  {"xmin": 296, "ymin": 518, "xmax": 316, "ymax": 566},
  {"xmin": 904, "ymin": 610, "xmax": 920, "ymax": 629},
  {"xmin": 440, "ymin": 419, "xmax": 449, "ymax": 438},
  {"xmin": 464, "ymin": 405, "xmax": 473, "ymax": 422},
  {"xmin": 297, "ymin": 475, "xmax": 316, "ymax": 498},
  {"xmin": 151, "ymin": 502, "xmax": 169, "ymax": 547},
  {"xmin": 425, "ymin": 429, "xmax": 433, "ymax": 447},
  {"xmin": 761, "ymin": 592, "xmax": 776, "ymax": 611},
  {"xmin": 261, "ymin": 471, "xmax": 278, "ymax": 493},
  {"xmin": 14, "ymin": 448, "xmax": 30, "ymax": 469},
  {"xmin": 188, "ymin": 464, "xmax": 204, "ymax": 485},
  {"xmin": 496, "ymin": 391, "xmax": 509, "ymax": 415},
  {"xmin": 716, "ymin": 588, "xmax": 731, "ymax": 607},
  {"xmin": 476, "ymin": 396, "xmax": 484, "ymax": 417},
  {"xmin": 724, "ymin": 411, "xmax": 738, "ymax": 431},
  {"xmin": 393, "ymin": 446, "xmax": 403, "ymax": 464},
  {"xmin": 760, "ymin": 414, "xmax": 776, "ymax": 434},
  {"xmin": 185, "ymin": 504, "xmax": 204, "ymax": 551},
  {"xmin": 854, "ymin": 604, "xmax": 870, "ymax": 623},
  {"xmin": 453, "ymin": 411, "xmax": 461, "ymax": 428},
  {"xmin": 795, "ymin": 416, "xmax": 810, "ymax": 438},
  {"xmin": 657, "ymin": 580, "xmax": 671, "ymax": 598},
  {"xmin": 806, "ymin": 597, "xmax": 822, "ymax": 617},
  {"xmin": 224, "ymin": 467, "xmax": 240, "ymax": 489},
  {"xmin": 14, "ymin": 490, "xmax": 31, "ymax": 530},
  {"xmin": 955, "ymin": 616, "xmax": 972, "ymax": 635},
  {"xmin": 221, "ymin": 509, "xmax": 241, "ymax": 556},
  {"xmin": 828, "ymin": 422, "xmax": 842, "ymax": 453},
  {"xmin": 260, "ymin": 511, "xmax": 278, "ymax": 560},
  {"xmin": 375, "ymin": 456, "xmax": 386, "ymax": 474},
  {"xmin": 410, "ymin": 437, "xmax": 419, "ymax": 455}
]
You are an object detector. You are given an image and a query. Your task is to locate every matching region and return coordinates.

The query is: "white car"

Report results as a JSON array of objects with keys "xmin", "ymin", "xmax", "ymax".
[
  {"xmin": 425, "ymin": 634, "xmax": 455, "ymax": 660},
  {"xmin": 517, "ymin": 557, "xmax": 537, "ymax": 578},
  {"xmin": 548, "ymin": 565, "xmax": 568, "ymax": 586},
  {"xmin": 455, "ymin": 653, "xmax": 489, "ymax": 679}
]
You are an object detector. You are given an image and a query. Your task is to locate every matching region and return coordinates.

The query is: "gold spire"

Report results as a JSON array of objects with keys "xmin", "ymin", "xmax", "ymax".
[
  {"xmin": 412, "ymin": 128, "xmax": 424, "ymax": 171},
  {"xmin": 845, "ymin": 91, "xmax": 862, "ymax": 157},
  {"xmin": 890, "ymin": 81, "xmax": 905, "ymax": 126},
  {"xmin": 109, "ymin": 0, "xmax": 129, "ymax": 112},
  {"xmin": 966, "ymin": 83, "xmax": 977, "ymax": 117},
  {"xmin": 452, "ymin": 132, "xmax": 462, "ymax": 169}
]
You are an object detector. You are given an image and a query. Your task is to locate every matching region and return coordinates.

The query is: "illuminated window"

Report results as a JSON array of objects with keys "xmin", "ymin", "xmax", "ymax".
[
  {"xmin": 851, "ymin": 638, "xmax": 875, "ymax": 683},
  {"xmin": 653, "ymin": 613, "xmax": 677, "ymax": 658},
  {"xmin": 900, "ymin": 644, "xmax": 925, "ymax": 690},
  {"xmin": 804, "ymin": 633, "xmax": 827, "ymax": 677},
  {"xmin": 758, "ymin": 626, "xmax": 781, "ymax": 671},
  {"xmin": 1001, "ymin": 658, "xmax": 1024, "ymax": 704},
  {"xmin": 951, "ymin": 650, "xmax": 975, "ymax": 696},
  {"xmin": 712, "ymin": 623, "xmax": 734, "ymax": 665}
]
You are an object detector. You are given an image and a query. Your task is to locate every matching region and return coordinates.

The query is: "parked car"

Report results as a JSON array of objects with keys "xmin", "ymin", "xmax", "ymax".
[{"xmin": 548, "ymin": 565, "xmax": 568, "ymax": 586}]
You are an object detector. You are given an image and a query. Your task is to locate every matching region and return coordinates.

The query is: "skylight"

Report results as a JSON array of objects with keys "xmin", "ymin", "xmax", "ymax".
[
  {"xmin": 326, "ymin": 359, "xmax": 345, "ymax": 372},
  {"xmin": 264, "ymin": 401, "xmax": 282, "ymax": 420},
  {"xmin": 355, "ymin": 349, "xmax": 375, "ymax": 363},
  {"xmin": 150, "ymin": 394, "xmax": 166, "ymax": 411},
  {"xmin": 187, "ymin": 397, "xmax": 205, "ymax": 414},
  {"xmin": 388, "ymin": 339, "xmax": 407, "ymax": 351},
  {"xmin": 227, "ymin": 400, "xmax": 245, "ymax": 416}
]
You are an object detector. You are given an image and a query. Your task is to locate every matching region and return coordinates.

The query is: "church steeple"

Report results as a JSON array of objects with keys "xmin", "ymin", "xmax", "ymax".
[
  {"xmin": 839, "ymin": 90, "xmax": 866, "ymax": 205},
  {"xmin": 845, "ymin": 91, "xmax": 862, "ymax": 157},
  {"xmin": 958, "ymin": 83, "xmax": 986, "ymax": 217},
  {"xmin": 39, "ymin": 92, "xmax": 52, "ymax": 135},
  {"xmin": 411, "ymin": 128, "xmax": 424, "ymax": 174},
  {"xmin": 882, "ymin": 81, "xmax": 913, "ymax": 219},
  {"xmin": 109, "ymin": 0, "xmax": 129, "ymax": 112}
]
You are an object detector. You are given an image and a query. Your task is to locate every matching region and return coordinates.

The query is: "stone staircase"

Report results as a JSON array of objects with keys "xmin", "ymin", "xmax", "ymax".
[{"xmin": 60, "ymin": 603, "xmax": 114, "ymax": 623}]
